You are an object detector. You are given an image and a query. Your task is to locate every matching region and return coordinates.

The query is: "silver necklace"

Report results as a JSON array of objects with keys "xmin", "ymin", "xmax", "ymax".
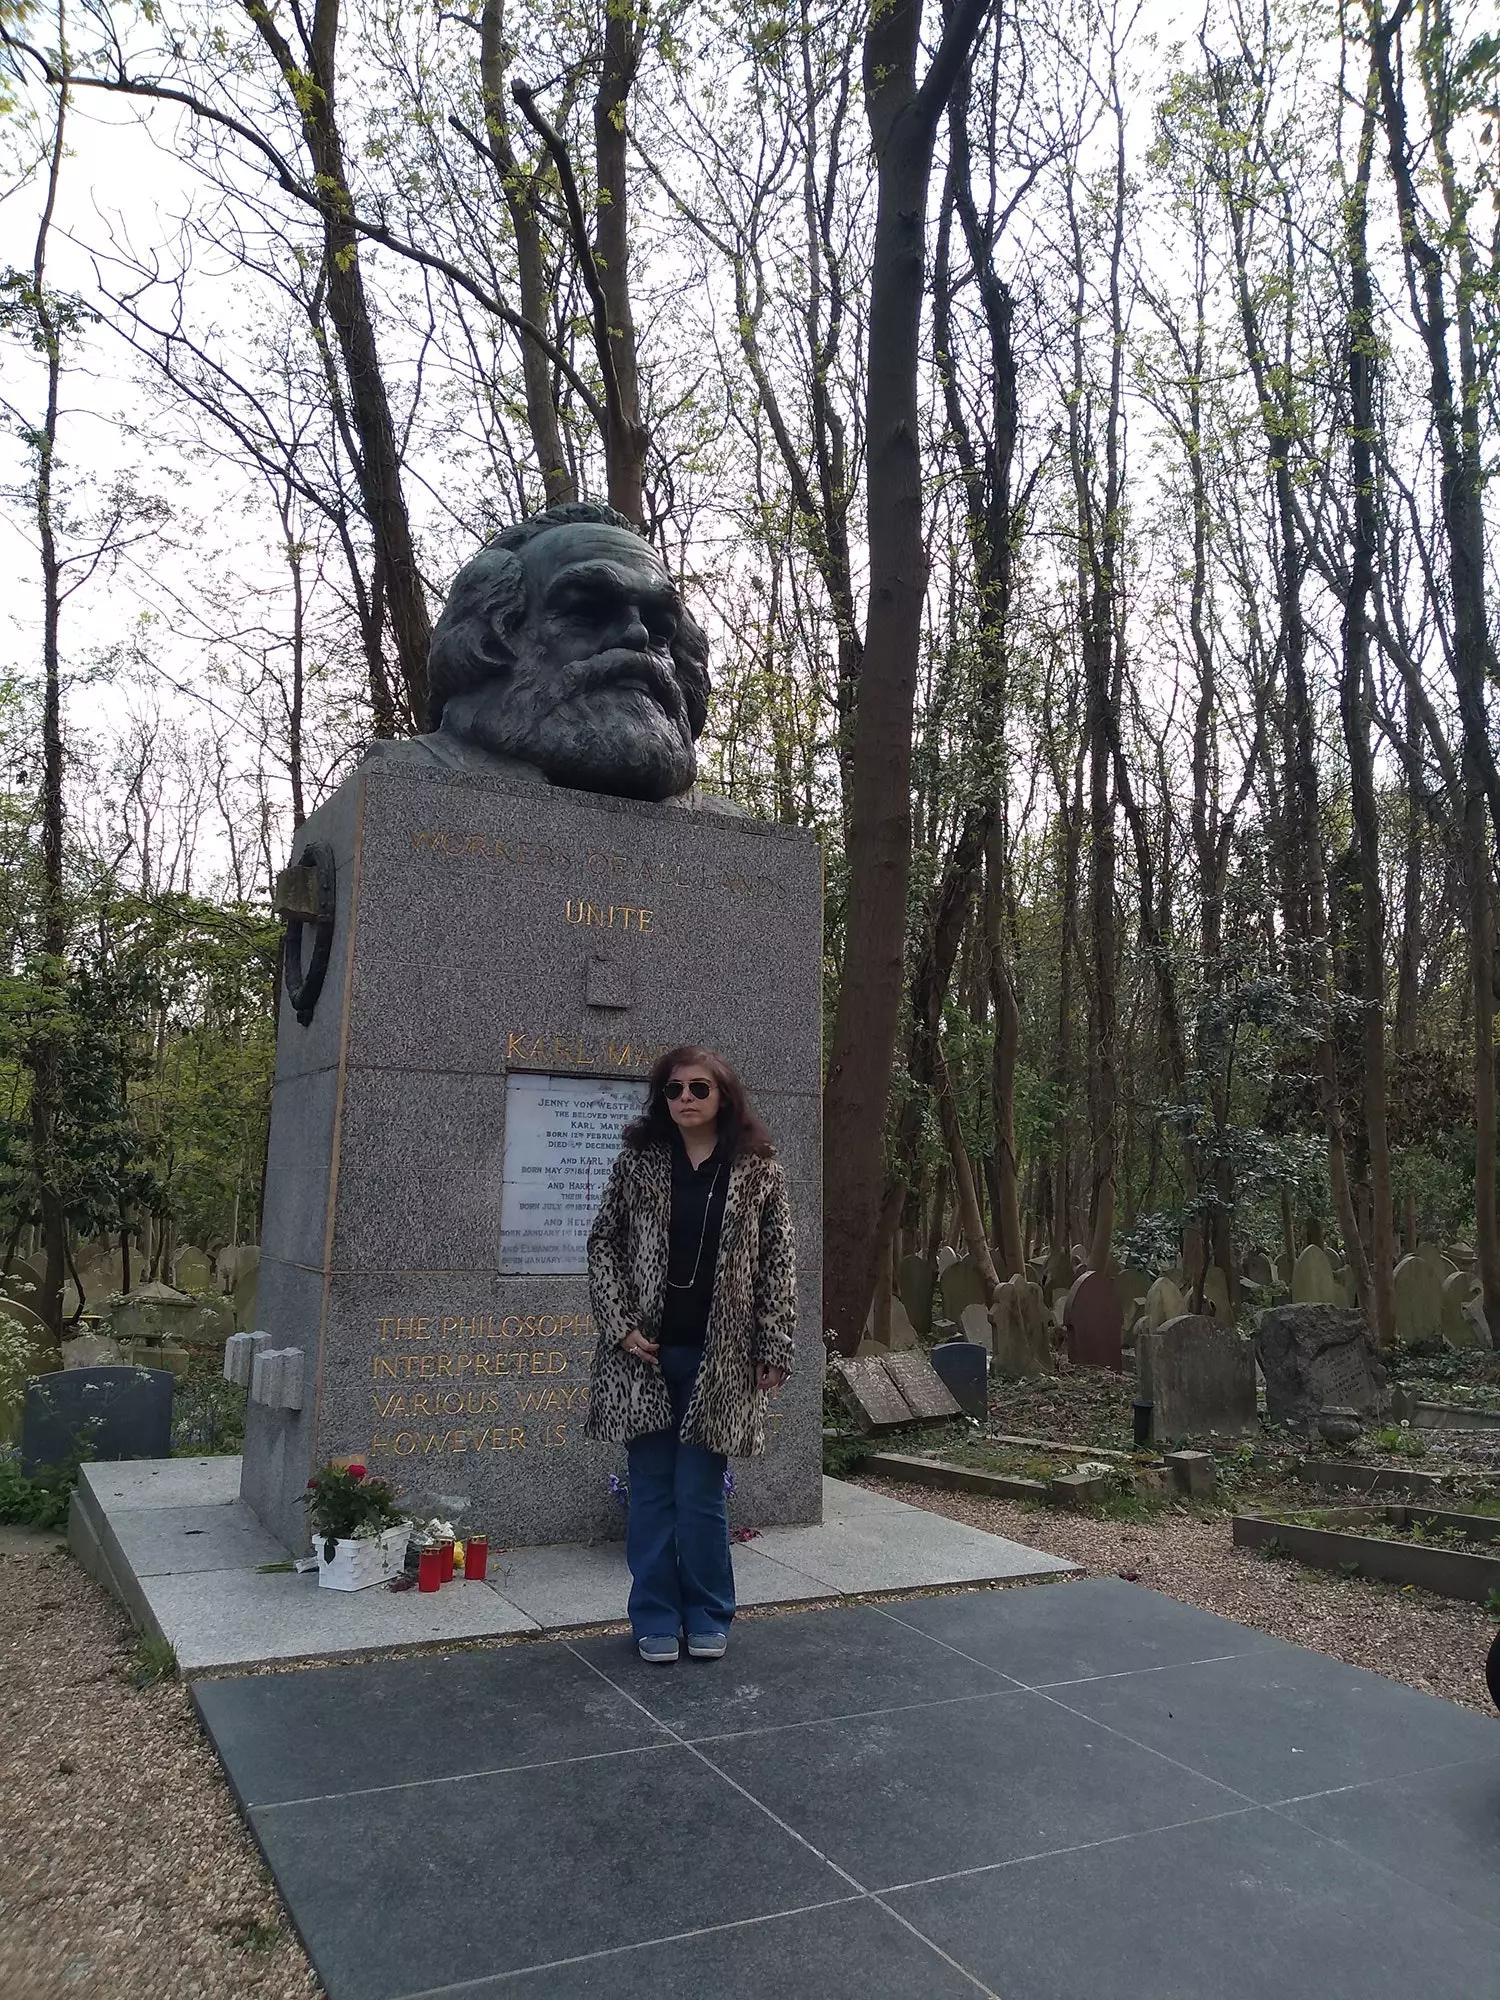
[{"xmin": 665, "ymin": 1163, "xmax": 723, "ymax": 1290}]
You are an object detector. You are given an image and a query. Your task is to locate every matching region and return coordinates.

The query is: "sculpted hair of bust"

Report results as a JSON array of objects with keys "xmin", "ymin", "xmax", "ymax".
[{"xmin": 417, "ymin": 501, "xmax": 711, "ymax": 803}]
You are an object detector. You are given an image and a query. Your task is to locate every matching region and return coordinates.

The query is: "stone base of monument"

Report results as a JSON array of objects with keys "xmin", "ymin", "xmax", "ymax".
[
  {"xmin": 69, "ymin": 1456, "xmax": 1077, "ymax": 1675},
  {"xmin": 241, "ymin": 762, "xmax": 827, "ymax": 1556}
]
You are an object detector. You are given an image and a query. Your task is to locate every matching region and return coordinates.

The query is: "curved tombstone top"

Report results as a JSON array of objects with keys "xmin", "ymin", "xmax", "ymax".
[{"xmin": 362, "ymin": 502, "xmax": 737, "ymax": 810}]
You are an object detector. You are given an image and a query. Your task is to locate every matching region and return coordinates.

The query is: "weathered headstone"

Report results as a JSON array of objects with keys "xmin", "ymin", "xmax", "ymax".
[
  {"xmin": 20, "ymin": 1365, "xmax": 174, "ymax": 1476},
  {"xmin": 1143, "ymin": 1275, "xmax": 1187, "ymax": 1332},
  {"xmin": 959, "ymin": 1301, "xmax": 992, "ymax": 1351},
  {"xmin": 939, "ymin": 1255, "xmax": 987, "ymax": 1325},
  {"xmin": 216, "ymin": 1243, "xmax": 260, "ymax": 1293},
  {"xmin": 988, "ymin": 1276, "xmax": 1051, "ymax": 1379},
  {"xmin": 1138, "ymin": 1314, "xmax": 1256, "ymax": 1441},
  {"xmin": 886, "ymin": 1299, "xmax": 919, "ymax": 1352},
  {"xmin": 1114, "ymin": 1267, "xmax": 1150, "ymax": 1319},
  {"xmin": 1043, "ymin": 1244, "xmax": 1073, "ymax": 1294},
  {"xmin": 108, "ymin": 1285, "xmax": 231, "ymax": 1351},
  {"xmin": 1200, "ymin": 1266, "xmax": 1231, "ymax": 1321},
  {"xmin": 1063, "ymin": 1270, "xmax": 1124, "ymax": 1371},
  {"xmin": 1393, "ymin": 1254, "xmax": 1444, "ymax": 1344},
  {"xmin": 883, "ymin": 1349, "xmax": 963, "ymax": 1421},
  {"xmin": 1439, "ymin": 1269, "xmax": 1477, "ymax": 1345},
  {"xmin": 73, "ymin": 1248, "xmax": 125, "ymax": 1304},
  {"xmin": 0, "ymin": 1297, "xmax": 52, "ymax": 1346},
  {"xmin": 936, "ymin": 1244, "xmax": 959, "ymax": 1273},
  {"xmin": 1254, "ymin": 1304, "xmax": 1390, "ymax": 1433},
  {"xmin": 896, "ymin": 1253, "xmax": 935, "ymax": 1337},
  {"xmin": 62, "ymin": 1332, "xmax": 123, "ymax": 1369},
  {"xmin": 1243, "ymin": 1249, "xmax": 1274, "ymax": 1289},
  {"xmin": 173, "ymin": 1246, "xmax": 214, "ymax": 1293},
  {"xmin": 242, "ymin": 757, "xmax": 824, "ymax": 1553},
  {"xmin": 1291, "ymin": 1243, "xmax": 1340, "ymax": 1305}
]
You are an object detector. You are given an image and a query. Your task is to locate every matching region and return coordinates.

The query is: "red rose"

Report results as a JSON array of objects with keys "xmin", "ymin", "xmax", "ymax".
[
  {"xmin": 347, "ymin": 1465, "xmax": 367, "ymax": 1480},
  {"xmin": 306, "ymin": 1479, "xmax": 318, "ymax": 1489}
]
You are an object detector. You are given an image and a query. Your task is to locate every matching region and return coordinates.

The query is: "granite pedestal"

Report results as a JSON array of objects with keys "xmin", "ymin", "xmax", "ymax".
[{"xmin": 242, "ymin": 764, "xmax": 824, "ymax": 1553}]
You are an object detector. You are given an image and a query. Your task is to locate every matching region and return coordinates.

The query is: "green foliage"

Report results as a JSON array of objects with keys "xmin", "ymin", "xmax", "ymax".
[
  {"xmin": 303, "ymin": 1461, "xmax": 407, "ymax": 1543},
  {"xmin": 821, "ymin": 1428, "xmax": 868, "ymax": 1478},
  {"xmin": 171, "ymin": 1376, "xmax": 247, "ymax": 1456},
  {"xmin": 0, "ymin": 1446, "xmax": 83, "ymax": 1530},
  {"xmin": 128, "ymin": 1633, "xmax": 179, "ymax": 1688},
  {"xmin": 1372, "ymin": 1426, "xmax": 1427, "ymax": 1460}
]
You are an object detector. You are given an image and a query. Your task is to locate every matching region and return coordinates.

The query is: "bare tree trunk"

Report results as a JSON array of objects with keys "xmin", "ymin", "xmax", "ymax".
[
  {"xmin": 1341, "ymin": 72, "xmax": 1396, "ymax": 1346},
  {"xmin": 820, "ymin": 0, "xmax": 990, "ymax": 1346}
]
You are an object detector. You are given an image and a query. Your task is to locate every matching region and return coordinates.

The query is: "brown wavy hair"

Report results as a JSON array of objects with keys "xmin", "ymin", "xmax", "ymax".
[{"xmin": 622, "ymin": 1046, "xmax": 775, "ymax": 1159}]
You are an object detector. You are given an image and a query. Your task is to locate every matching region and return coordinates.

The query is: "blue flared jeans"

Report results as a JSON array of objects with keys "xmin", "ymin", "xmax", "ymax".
[{"xmin": 625, "ymin": 1345, "xmax": 736, "ymax": 1640}]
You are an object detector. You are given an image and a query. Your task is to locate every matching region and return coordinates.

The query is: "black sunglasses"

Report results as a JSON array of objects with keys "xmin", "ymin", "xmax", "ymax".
[{"xmin": 664, "ymin": 1078, "xmax": 714, "ymax": 1100}]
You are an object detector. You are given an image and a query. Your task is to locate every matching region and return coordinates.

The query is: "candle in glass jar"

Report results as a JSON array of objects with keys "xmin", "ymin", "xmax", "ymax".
[
  {"xmin": 465, "ymin": 1535, "xmax": 488, "ymax": 1581},
  {"xmin": 438, "ymin": 1537, "xmax": 455, "ymax": 1583},
  {"xmin": 418, "ymin": 1545, "xmax": 441, "ymax": 1593}
]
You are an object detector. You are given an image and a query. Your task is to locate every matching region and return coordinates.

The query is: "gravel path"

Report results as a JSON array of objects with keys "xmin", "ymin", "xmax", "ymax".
[
  {"xmin": 0, "ymin": 1541, "xmax": 319, "ymax": 2000},
  {"xmin": 857, "ymin": 1477, "xmax": 1500, "ymax": 1717}
]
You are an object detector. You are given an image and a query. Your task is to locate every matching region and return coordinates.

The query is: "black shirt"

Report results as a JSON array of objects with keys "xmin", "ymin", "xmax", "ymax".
[{"xmin": 657, "ymin": 1133, "xmax": 729, "ymax": 1347}]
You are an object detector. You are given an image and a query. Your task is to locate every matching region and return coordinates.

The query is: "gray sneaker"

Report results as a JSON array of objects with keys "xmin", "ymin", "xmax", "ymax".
[
  {"xmin": 638, "ymin": 1635, "xmax": 679, "ymax": 1664},
  {"xmin": 687, "ymin": 1631, "xmax": 728, "ymax": 1660}
]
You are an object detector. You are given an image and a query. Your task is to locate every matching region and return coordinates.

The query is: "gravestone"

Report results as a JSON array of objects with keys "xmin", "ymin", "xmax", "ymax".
[
  {"xmin": 1291, "ymin": 1244, "xmax": 1340, "ymax": 1305},
  {"xmin": 830, "ymin": 1351, "xmax": 958, "ymax": 1432},
  {"xmin": 0, "ymin": 1297, "xmax": 52, "ymax": 1346},
  {"xmin": 1243, "ymin": 1249, "xmax": 1274, "ymax": 1289},
  {"xmin": 173, "ymin": 1246, "xmax": 214, "ymax": 1293},
  {"xmin": 1137, "ymin": 1314, "xmax": 1256, "ymax": 1441},
  {"xmin": 958, "ymin": 1301, "xmax": 992, "ymax": 1351},
  {"xmin": 1200, "ymin": 1266, "xmax": 1231, "ymax": 1321},
  {"xmin": 62, "ymin": 1332, "xmax": 123, "ymax": 1369},
  {"xmin": 930, "ymin": 1339, "xmax": 988, "ymax": 1417},
  {"xmin": 886, "ymin": 1299, "xmax": 920, "ymax": 1352},
  {"xmin": 20, "ymin": 1365, "xmax": 174, "ymax": 1476},
  {"xmin": 988, "ymin": 1276, "xmax": 1051, "ymax": 1379},
  {"xmin": 896, "ymin": 1253, "xmax": 935, "ymax": 1337},
  {"xmin": 936, "ymin": 1244, "xmax": 959, "ymax": 1274},
  {"xmin": 241, "ymin": 760, "xmax": 823, "ymax": 1554},
  {"xmin": 1143, "ymin": 1275, "xmax": 1187, "ymax": 1332},
  {"xmin": 108, "ymin": 1284, "xmax": 231, "ymax": 1351},
  {"xmin": 216, "ymin": 1243, "xmax": 259, "ymax": 1293},
  {"xmin": 1114, "ymin": 1267, "xmax": 1150, "ymax": 1319},
  {"xmin": 74, "ymin": 1248, "xmax": 124, "ymax": 1304},
  {"xmin": 939, "ymin": 1256, "xmax": 987, "ymax": 1325},
  {"xmin": 1393, "ymin": 1254, "xmax": 1444, "ymax": 1344},
  {"xmin": 1063, "ymin": 1270, "xmax": 1124, "ymax": 1371},
  {"xmin": 1254, "ymin": 1304, "xmax": 1390, "ymax": 1434},
  {"xmin": 1, "ymin": 1270, "xmax": 41, "ymax": 1311},
  {"xmin": 1043, "ymin": 1244, "xmax": 1073, "ymax": 1293}
]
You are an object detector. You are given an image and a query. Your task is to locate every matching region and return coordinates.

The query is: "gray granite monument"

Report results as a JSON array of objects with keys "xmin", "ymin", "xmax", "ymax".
[{"xmin": 241, "ymin": 506, "xmax": 824, "ymax": 1554}]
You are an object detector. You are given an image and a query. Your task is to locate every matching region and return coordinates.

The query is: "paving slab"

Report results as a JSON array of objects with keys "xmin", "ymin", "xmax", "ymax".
[
  {"xmin": 192, "ymin": 1587, "xmax": 1500, "ymax": 2000},
  {"xmin": 76, "ymin": 1463, "xmax": 1074, "ymax": 1674},
  {"xmin": 142, "ymin": 1566, "xmax": 538, "ymax": 1674}
]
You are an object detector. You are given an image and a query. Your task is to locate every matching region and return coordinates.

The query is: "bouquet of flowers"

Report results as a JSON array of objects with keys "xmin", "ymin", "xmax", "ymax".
[{"xmin": 303, "ymin": 1462, "xmax": 407, "ymax": 1561}]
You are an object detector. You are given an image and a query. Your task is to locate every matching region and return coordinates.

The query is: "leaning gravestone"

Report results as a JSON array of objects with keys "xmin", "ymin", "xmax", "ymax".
[
  {"xmin": 21, "ymin": 1365, "xmax": 174, "ymax": 1476},
  {"xmin": 1291, "ymin": 1243, "xmax": 1340, "ymax": 1305},
  {"xmin": 1063, "ymin": 1271, "xmax": 1124, "ymax": 1371},
  {"xmin": 1137, "ymin": 1314, "xmax": 1256, "ymax": 1441},
  {"xmin": 240, "ymin": 505, "xmax": 824, "ymax": 1554},
  {"xmin": 936, "ymin": 1244, "xmax": 959, "ymax": 1274},
  {"xmin": 896, "ymin": 1253, "xmax": 935, "ymax": 1337},
  {"xmin": 1441, "ymin": 1270, "xmax": 1483, "ymax": 1349},
  {"xmin": 1143, "ymin": 1274, "xmax": 1187, "ymax": 1333},
  {"xmin": 1254, "ymin": 1304, "xmax": 1390, "ymax": 1433},
  {"xmin": 1393, "ymin": 1254, "xmax": 1444, "ymax": 1345}
]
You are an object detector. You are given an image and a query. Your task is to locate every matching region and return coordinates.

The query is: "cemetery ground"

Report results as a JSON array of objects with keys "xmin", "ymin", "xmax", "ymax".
[{"xmin": 0, "ymin": 1354, "xmax": 1496, "ymax": 1996}]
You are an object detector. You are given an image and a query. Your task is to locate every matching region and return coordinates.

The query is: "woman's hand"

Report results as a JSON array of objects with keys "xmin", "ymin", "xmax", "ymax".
[
  {"xmin": 622, "ymin": 1329, "xmax": 660, "ymax": 1365},
  {"xmin": 755, "ymin": 1363, "xmax": 787, "ymax": 1392}
]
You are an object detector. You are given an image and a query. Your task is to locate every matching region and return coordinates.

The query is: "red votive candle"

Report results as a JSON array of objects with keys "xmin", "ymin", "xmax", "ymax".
[
  {"xmin": 418, "ymin": 1545, "xmax": 442, "ymax": 1592},
  {"xmin": 464, "ymin": 1535, "xmax": 488, "ymax": 1581},
  {"xmin": 438, "ymin": 1537, "xmax": 455, "ymax": 1583}
]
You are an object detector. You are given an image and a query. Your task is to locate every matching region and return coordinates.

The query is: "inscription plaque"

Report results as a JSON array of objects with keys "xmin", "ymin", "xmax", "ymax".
[{"xmin": 498, "ymin": 1073, "xmax": 648, "ymax": 1275}]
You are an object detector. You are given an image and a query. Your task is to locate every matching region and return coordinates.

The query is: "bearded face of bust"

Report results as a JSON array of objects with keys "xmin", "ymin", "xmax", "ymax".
[{"xmin": 425, "ymin": 511, "xmax": 708, "ymax": 802}]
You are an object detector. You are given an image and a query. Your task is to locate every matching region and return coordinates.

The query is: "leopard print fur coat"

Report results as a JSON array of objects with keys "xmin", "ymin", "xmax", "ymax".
[{"xmin": 584, "ymin": 1142, "xmax": 796, "ymax": 1456}]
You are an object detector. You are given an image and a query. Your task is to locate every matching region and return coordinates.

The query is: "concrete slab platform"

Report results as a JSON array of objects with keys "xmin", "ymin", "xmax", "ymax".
[
  {"xmin": 192, "ymin": 1582, "xmax": 1500, "ymax": 2000},
  {"xmin": 71, "ymin": 1461, "xmax": 1078, "ymax": 1676}
]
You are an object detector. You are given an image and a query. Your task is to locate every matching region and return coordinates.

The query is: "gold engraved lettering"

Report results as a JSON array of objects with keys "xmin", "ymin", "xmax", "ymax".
[{"xmin": 373, "ymin": 1355, "xmax": 397, "ymax": 1380}]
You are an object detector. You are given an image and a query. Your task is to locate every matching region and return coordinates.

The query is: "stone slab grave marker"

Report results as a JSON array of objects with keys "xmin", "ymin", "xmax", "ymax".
[
  {"xmin": 830, "ymin": 1352, "xmax": 959, "ymax": 1432},
  {"xmin": 1255, "ymin": 1304, "xmax": 1390, "ymax": 1434},
  {"xmin": 1142, "ymin": 1274, "xmax": 1187, "ymax": 1337},
  {"xmin": 989, "ymin": 1276, "xmax": 1052, "ymax": 1379},
  {"xmin": 1137, "ymin": 1314, "xmax": 1256, "ymax": 1442},
  {"xmin": 1393, "ymin": 1254, "xmax": 1444, "ymax": 1345},
  {"xmin": 173, "ymin": 1246, "xmax": 214, "ymax": 1293},
  {"xmin": 20, "ymin": 1365, "xmax": 174, "ymax": 1476},
  {"xmin": 61, "ymin": 1332, "xmax": 122, "ymax": 1370},
  {"xmin": 1200, "ymin": 1266, "xmax": 1231, "ymax": 1321},
  {"xmin": 1063, "ymin": 1270, "xmax": 1124, "ymax": 1370},
  {"xmin": 241, "ymin": 761, "xmax": 824, "ymax": 1554},
  {"xmin": 958, "ymin": 1301, "xmax": 992, "ymax": 1351},
  {"xmin": 928, "ymin": 1338, "xmax": 989, "ymax": 1418},
  {"xmin": 1292, "ymin": 1244, "xmax": 1340, "ymax": 1305},
  {"xmin": 1243, "ymin": 1249, "xmax": 1274, "ymax": 1289},
  {"xmin": 896, "ymin": 1253, "xmax": 935, "ymax": 1337},
  {"xmin": 939, "ymin": 1255, "xmax": 987, "ymax": 1326},
  {"xmin": 936, "ymin": 1244, "xmax": 959, "ymax": 1274}
]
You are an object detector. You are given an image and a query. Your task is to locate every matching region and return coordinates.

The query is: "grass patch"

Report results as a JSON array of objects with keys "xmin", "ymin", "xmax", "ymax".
[
  {"xmin": 129, "ymin": 1633, "xmax": 179, "ymax": 1688},
  {"xmin": 1371, "ymin": 1427, "xmax": 1427, "ymax": 1459},
  {"xmin": 0, "ymin": 1448, "xmax": 87, "ymax": 1531}
]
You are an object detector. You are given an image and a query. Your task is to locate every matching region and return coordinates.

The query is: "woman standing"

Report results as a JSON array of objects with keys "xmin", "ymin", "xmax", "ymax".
[{"xmin": 586, "ymin": 1046, "xmax": 796, "ymax": 1663}]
